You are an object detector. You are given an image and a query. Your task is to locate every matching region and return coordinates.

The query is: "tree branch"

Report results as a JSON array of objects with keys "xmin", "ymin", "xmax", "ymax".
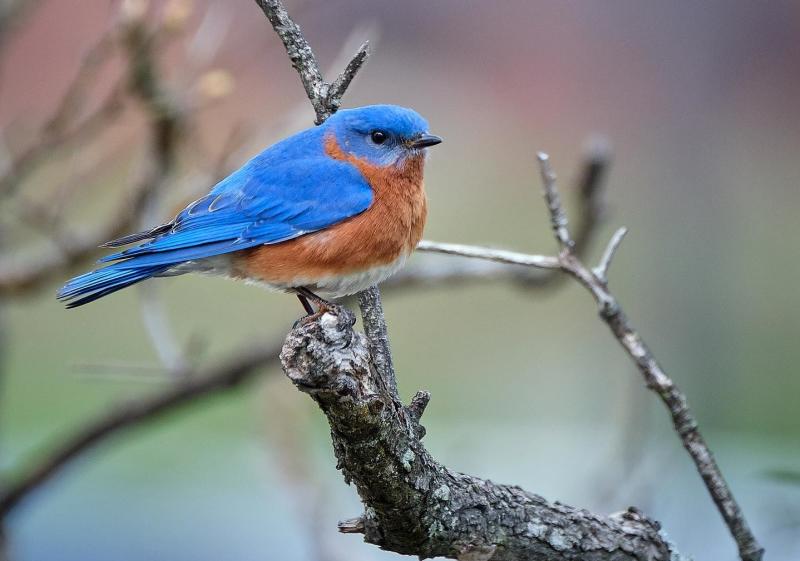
[
  {"xmin": 592, "ymin": 226, "xmax": 627, "ymax": 284},
  {"xmin": 538, "ymin": 152, "xmax": 573, "ymax": 249},
  {"xmin": 0, "ymin": 341, "xmax": 281, "ymax": 519},
  {"xmin": 254, "ymin": 0, "xmax": 329, "ymax": 123},
  {"xmin": 280, "ymin": 309, "xmax": 684, "ymax": 561}
]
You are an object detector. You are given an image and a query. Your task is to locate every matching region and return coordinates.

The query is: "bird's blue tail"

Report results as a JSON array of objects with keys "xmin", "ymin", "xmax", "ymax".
[{"xmin": 57, "ymin": 262, "xmax": 170, "ymax": 308}]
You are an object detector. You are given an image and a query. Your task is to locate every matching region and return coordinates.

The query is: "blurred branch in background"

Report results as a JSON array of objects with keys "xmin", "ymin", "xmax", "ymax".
[
  {"xmin": 0, "ymin": 38, "xmax": 121, "ymax": 199},
  {"xmin": 0, "ymin": 0, "xmax": 39, "ymax": 55},
  {"xmin": 0, "ymin": 6, "xmax": 174, "ymax": 295},
  {"xmin": 0, "ymin": 339, "xmax": 281, "ymax": 519}
]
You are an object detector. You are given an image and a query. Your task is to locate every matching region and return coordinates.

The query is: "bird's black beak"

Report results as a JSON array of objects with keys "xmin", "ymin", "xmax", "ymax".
[{"xmin": 409, "ymin": 133, "xmax": 443, "ymax": 149}]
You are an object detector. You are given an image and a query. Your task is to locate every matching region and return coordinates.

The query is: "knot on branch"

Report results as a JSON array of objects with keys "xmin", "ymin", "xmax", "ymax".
[{"xmin": 280, "ymin": 309, "xmax": 377, "ymax": 399}]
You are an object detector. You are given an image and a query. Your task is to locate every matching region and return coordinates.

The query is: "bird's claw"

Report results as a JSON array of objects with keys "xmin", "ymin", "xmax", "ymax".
[{"xmin": 293, "ymin": 299, "xmax": 350, "ymax": 329}]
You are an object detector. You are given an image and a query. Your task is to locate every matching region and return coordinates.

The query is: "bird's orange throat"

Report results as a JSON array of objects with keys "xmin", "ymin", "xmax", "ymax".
[
  {"xmin": 323, "ymin": 134, "xmax": 428, "ymax": 256},
  {"xmin": 234, "ymin": 135, "xmax": 427, "ymax": 293}
]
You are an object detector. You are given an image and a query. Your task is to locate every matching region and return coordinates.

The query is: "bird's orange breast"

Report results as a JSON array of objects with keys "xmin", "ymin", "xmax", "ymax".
[{"xmin": 233, "ymin": 135, "xmax": 427, "ymax": 286}]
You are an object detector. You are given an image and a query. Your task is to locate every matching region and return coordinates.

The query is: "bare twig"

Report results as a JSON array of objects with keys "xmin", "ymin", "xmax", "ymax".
[
  {"xmin": 593, "ymin": 226, "xmax": 627, "ymax": 283},
  {"xmin": 326, "ymin": 40, "xmax": 369, "ymax": 112},
  {"xmin": 417, "ymin": 240, "xmax": 560, "ymax": 269},
  {"xmin": 0, "ymin": 88, "xmax": 124, "ymax": 199},
  {"xmin": 538, "ymin": 152, "xmax": 574, "ymax": 249},
  {"xmin": 41, "ymin": 36, "xmax": 116, "ymax": 138},
  {"xmin": 0, "ymin": 340, "xmax": 281, "ymax": 518},
  {"xmin": 0, "ymin": 34, "xmax": 119, "ymax": 199},
  {"xmin": 415, "ymin": 154, "xmax": 764, "ymax": 561},
  {"xmin": 254, "ymin": 0, "xmax": 328, "ymax": 122},
  {"xmin": 0, "ymin": 174, "xmax": 161, "ymax": 294}
]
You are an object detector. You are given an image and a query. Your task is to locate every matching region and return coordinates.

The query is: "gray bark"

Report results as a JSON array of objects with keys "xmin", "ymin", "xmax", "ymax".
[{"xmin": 280, "ymin": 309, "xmax": 684, "ymax": 561}]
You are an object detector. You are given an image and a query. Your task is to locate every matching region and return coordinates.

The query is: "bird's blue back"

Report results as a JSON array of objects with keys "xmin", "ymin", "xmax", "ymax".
[{"xmin": 97, "ymin": 125, "xmax": 372, "ymax": 266}]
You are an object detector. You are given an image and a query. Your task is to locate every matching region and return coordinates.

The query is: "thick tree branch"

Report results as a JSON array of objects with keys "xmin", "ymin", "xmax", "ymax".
[
  {"xmin": 0, "ymin": 341, "xmax": 281, "ymax": 519},
  {"xmin": 280, "ymin": 310, "xmax": 684, "ymax": 561}
]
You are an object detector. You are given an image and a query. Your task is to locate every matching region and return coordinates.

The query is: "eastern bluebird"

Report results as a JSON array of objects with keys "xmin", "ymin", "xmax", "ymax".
[{"xmin": 58, "ymin": 105, "xmax": 441, "ymax": 311}]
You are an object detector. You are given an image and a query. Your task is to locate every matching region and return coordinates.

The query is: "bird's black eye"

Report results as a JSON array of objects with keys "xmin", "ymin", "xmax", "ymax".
[{"xmin": 370, "ymin": 130, "xmax": 387, "ymax": 145}]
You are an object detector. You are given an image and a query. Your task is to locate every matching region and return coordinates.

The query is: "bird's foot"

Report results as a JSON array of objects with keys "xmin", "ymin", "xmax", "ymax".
[{"xmin": 293, "ymin": 289, "xmax": 353, "ymax": 329}]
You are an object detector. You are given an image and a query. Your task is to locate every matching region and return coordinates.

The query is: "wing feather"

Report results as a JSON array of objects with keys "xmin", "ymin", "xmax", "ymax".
[{"xmin": 99, "ymin": 157, "xmax": 372, "ymax": 265}]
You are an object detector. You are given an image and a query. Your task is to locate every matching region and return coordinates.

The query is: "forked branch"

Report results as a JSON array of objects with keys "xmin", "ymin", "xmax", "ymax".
[{"xmin": 418, "ymin": 154, "xmax": 764, "ymax": 561}]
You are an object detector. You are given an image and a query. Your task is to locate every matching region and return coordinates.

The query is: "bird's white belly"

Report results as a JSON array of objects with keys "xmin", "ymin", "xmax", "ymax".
[
  {"xmin": 255, "ymin": 253, "xmax": 408, "ymax": 298},
  {"xmin": 166, "ymin": 252, "xmax": 409, "ymax": 298},
  {"xmin": 304, "ymin": 255, "xmax": 409, "ymax": 297}
]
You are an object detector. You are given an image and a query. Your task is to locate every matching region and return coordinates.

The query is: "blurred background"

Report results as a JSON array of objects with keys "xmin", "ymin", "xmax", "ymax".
[{"xmin": 1, "ymin": 1, "xmax": 799, "ymax": 560}]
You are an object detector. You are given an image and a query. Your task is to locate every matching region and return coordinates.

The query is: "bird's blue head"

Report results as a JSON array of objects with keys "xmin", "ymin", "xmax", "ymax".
[{"xmin": 325, "ymin": 105, "xmax": 442, "ymax": 167}]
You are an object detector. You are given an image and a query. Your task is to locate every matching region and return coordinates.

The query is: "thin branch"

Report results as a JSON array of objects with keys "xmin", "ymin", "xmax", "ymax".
[
  {"xmin": 417, "ymin": 239, "xmax": 560, "ymax": 269},
  {"xmin": 326, "ymin": 40, "xmax": 369, "ymax": 112},
  {"xmin": 0, "ymin": 173, "xmax": 162, "ymax": 294},
  {"xmin": 593, "ymin": 226, "xmax": 627, "ymax": 283},
  {"xmin": 41, "ymin": 35, "xmax": 116, "ymax": 138},
  {"xmin": 0, "ymin": 33, "xmax": 119, "ymax": 199},
  {"xmin": 356, "ymin": 286, "xmax": 397, "ymax": 396},
  {"xmin": 414, "ymin": 153, "xmax": 764, "ymax": 561},
  {"xmin": 254, "ymin": 0, "xmax": 328, "ymax": 122},
  {"xmin": 0, "ymin": 88, "xmax": 124, "ymax": 199},
  {"xmin": 0, "ymin": 341, "xmax": 281, "ymax": 518},
  {"xmin": 537, "ymin": 151, "xmax": 573, "ymax": 249}
]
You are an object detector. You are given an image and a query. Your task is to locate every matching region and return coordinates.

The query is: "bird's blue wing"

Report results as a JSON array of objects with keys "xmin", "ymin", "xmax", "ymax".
[{"xmin": 99, "ymin": 156, "xmax": 373, "ymax": 267}]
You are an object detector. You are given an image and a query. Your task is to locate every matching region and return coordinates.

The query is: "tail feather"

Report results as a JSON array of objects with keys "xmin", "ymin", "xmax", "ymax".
[
  {"xmin": 57, "ymin": 263, "xmax": 170, "ymax": 308},
  {"xmin": 100, "ymin": 223, "xmax": 172, "ymax": 248}
]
